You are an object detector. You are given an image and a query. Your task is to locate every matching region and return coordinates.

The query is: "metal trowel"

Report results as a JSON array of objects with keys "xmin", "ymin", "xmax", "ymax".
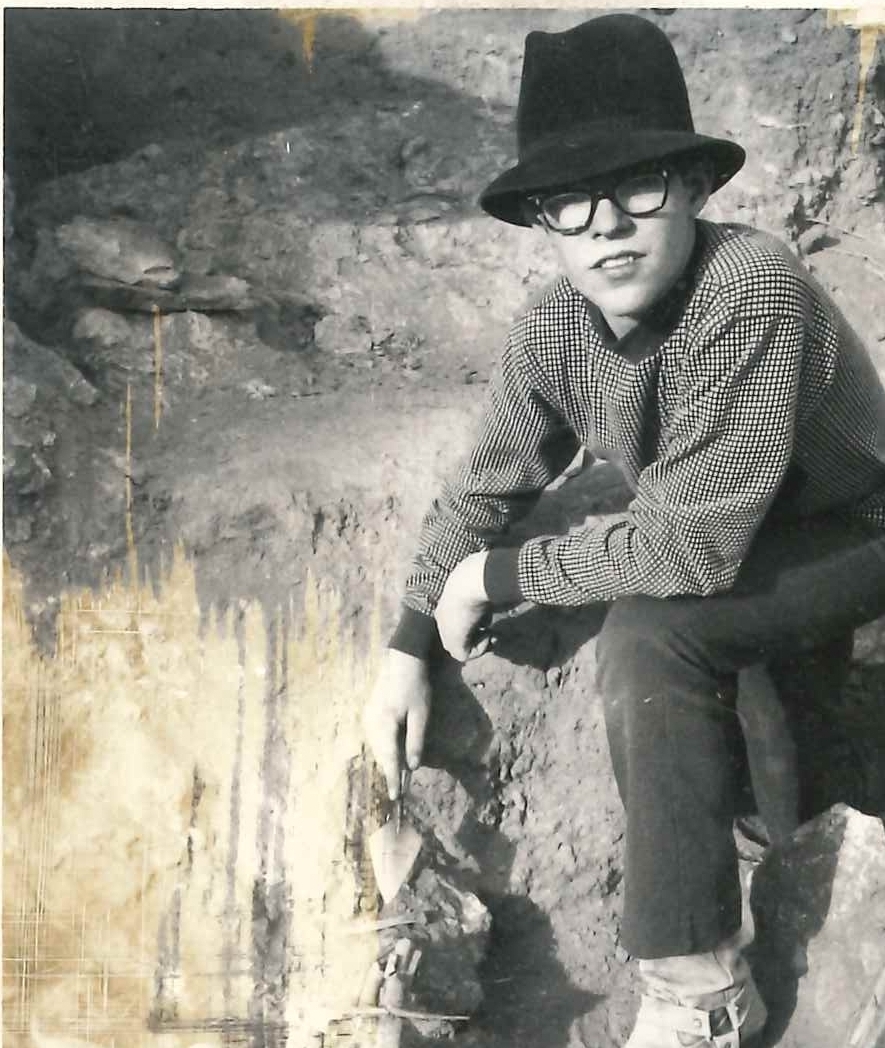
[{"xmin": 368, "ymin": 770, "xmax": 422, "ymax": 904}]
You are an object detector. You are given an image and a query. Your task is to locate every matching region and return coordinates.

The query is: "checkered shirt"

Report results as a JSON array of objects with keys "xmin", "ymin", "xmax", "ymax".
[{"xmin": 394, "ymin": 221, "xmax": 885, "ymax": 652}]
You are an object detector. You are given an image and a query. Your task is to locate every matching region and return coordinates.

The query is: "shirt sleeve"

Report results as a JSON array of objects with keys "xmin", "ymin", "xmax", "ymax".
[
  {"xmin": 399, "ymin": 329, "xmax": 581, "ymax": 620},
  {"xmin": 511, "ymin": 309, "xmax": 805, "ymax": 605}
]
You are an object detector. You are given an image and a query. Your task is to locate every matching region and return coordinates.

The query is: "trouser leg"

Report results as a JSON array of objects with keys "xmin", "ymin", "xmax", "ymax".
[
  {"xmin": 766, "ymin": 635, "xmax": 856, "ymax": 821},
  {"xmin": 595, "ymin": 514, "xmax": 885, "ymax": 959}
]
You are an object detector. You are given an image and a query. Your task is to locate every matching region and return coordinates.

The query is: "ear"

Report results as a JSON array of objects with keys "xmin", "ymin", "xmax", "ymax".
[{"xmin": 680, "ymin": 159, "xmax": 714, "ymax": 216}]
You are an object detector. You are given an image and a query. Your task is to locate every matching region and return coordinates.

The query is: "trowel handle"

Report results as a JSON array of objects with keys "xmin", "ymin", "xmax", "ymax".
[{"xmin": 395, "ymin": 769, "xmax": 410, "ymax": 834}]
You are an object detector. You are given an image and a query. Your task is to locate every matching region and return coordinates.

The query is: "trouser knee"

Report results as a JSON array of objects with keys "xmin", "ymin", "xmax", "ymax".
[
  {"xmin": 595, "ymin": 596, "xmax": 741, "ymax": 801},
  {"xmin": 595, "ymin": 595, "xmax": 724, "ymax": 703}
]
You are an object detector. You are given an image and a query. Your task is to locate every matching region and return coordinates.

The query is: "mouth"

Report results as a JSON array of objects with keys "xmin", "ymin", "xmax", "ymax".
[{"xmin": 593, "ymin": 251, "xmax": 644, "ymax": 271}]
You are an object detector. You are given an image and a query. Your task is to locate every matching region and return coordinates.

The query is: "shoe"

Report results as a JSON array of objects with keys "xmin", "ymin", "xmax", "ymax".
[{"xmin": 624, "ymin": 936, "xmax": 768, "ymax": 1047}]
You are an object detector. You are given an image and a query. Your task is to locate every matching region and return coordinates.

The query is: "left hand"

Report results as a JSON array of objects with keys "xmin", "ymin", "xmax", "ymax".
[{"xmin": 435, "ymin": 550, "xmax": 493, "ymax": 662}]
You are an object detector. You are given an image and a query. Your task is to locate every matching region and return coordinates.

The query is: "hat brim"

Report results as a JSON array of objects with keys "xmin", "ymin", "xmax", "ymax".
[{"xmin": 479, "ymin": 130, "xmax": 745, "ymax": 226}]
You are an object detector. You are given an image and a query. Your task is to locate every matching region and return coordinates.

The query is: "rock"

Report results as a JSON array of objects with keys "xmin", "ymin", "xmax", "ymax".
[
  {"xmin": 378, "ymin": 865, "xmax": 492, "ymax": 1034},
  {"xmin": 175, "ymin": 273, "xmax": 257, "ymax": 312},
  {"xmin": 72, "ymin": 307, "xmax": 236, "ymax": 389},
  {"xmin": 751, "ymin": 804, "xmax": 885, "ymax": 1048},
  {"xmin": 72, "ymin": 308, "xmax": 154, "ymax": 380},
  {"xmin": 56, "ymin": 215, "xmax": 181, "ymax": 287},
  {"xmin": 796, "ymin": 226, "xmax": 834, "ymax": 257},
  {"xmin": 74, "ymin": 306, "xmax": 147, "ymax": 351},
  {"xmin": 243, "ymin": 379, "xmax": 277, "ymax": 400},
  {"xmin": 5, "ymin": 375, "xmax": 38, "ymax": 418},
  {"xmin": 4, "ymin": 321, "xmax": 99, "ymax": 407},
  {"xmin": 80, "ymin": 272, "xmax": 257, "ymax": 313},
  {"xmin": 314, "ymin": 313, "xmax": 373, "ymax": 356}
]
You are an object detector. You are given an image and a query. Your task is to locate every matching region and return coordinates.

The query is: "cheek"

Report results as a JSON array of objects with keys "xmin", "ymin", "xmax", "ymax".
[{"xmin": 549, "ymin": 237, "xmax": 592, "ymax": 278}]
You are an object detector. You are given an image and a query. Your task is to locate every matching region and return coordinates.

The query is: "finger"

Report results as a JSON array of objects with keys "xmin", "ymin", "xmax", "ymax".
[
  {"xmin": 405, "ymin": 700, "xmax": 429, "ymax": 771},
  {"xmin": 363, "ymin": 709, "xmax": 402, "ymax": 799},
  {"xmin": 437, "ymin": 622, "xmax": 468, "ymax": 663}
]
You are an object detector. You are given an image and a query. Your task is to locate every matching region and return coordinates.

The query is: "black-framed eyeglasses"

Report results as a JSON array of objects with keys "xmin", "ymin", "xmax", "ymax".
[{"xmin": 528, "ymin": 167, "xmax": 671, "ymax": 236}]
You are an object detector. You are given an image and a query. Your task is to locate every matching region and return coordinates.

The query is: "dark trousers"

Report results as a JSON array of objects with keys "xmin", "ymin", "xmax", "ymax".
[{"xmin": 595, "ymin": 513, "xmax": 885, "ymax": 959}]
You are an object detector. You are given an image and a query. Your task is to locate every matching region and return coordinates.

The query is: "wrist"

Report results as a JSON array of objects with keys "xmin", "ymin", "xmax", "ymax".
[
  {"xmin": 483, "ymin": 546, "xmax": 524, "ymax": 605},
  {"xmin": 389, "ymin": 606, "xmax": 443, "ymax": 660}
]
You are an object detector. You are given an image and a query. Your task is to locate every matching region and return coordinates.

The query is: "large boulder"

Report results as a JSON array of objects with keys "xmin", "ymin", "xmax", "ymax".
[{"xmin": 752, "ymin": 804, "xmax": 885, "ymax": 1048}]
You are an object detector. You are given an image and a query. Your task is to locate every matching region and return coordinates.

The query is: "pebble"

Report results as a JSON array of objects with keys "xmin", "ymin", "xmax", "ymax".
[{"xmin": 797, "ymin": 227, "xmax": 832, "ymax": 257}]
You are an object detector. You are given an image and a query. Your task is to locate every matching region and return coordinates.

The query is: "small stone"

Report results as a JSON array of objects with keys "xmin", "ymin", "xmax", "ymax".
[
  {"xmin": 788, "ymin": 167, "xmax": 819, "ymax": 188},
  {"xmin": 546, "ymin": 666, "xmax": 563, "ymax": 689},
  {"xmin": 780, "ymin": 27, "xmax": 798, "ymax": 44},
  {"xmin": 243, "ymin": 379, "xmax": 277, "ymax": 400},
  {"xmin": 314, "ymin": 314, "xmax": 373, "ymax": 356},
  {"xmin": 797, "ymin": 227, "xmax": 832, "ymax": 257},
  {"xmin": 511, "ymin": 750, "xmax": 534, "ymax": 778}
]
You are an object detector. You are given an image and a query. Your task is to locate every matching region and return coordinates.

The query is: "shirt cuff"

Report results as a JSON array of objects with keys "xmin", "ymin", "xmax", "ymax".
[
  {"xmin": 483, "ymin": 546, "xmax": 524, "ymax": 605},
  {"xmin": 388, "ymin": 606, "xmax": 443, "ymax": 660}
]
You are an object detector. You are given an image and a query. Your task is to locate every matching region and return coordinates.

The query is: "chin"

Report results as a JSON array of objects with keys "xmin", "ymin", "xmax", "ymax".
[{"xmin": 597, "ymin": 289, "xmax": 659, "ymax": 321}]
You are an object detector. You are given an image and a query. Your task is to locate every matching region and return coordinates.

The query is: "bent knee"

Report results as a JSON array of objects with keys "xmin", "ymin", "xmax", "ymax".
[{"xmin": 595, "ymin": 595, "xmax": 707, "ymax": 696}]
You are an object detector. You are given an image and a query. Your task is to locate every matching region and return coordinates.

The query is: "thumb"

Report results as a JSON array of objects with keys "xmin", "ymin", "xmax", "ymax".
[{"xmin": 405, "ymin": 699, "xmax": 429, "ymax": 771}]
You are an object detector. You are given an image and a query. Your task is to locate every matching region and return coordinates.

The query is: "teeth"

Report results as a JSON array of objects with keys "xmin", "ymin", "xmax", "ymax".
[{"xmin": 599, "ymin": 255, "xmax": 636, "ymax": 270}]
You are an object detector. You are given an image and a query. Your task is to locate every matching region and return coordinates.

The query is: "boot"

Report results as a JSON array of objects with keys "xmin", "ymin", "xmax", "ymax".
[{"xmin": 624, "ymin": 929, "xmax": 767, "ymax": 1048}]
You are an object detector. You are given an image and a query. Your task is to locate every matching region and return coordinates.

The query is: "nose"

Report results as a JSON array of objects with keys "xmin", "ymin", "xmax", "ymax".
[{"xmin": 590, "ymin": 197, "xmax": 631, "ymax": 236}]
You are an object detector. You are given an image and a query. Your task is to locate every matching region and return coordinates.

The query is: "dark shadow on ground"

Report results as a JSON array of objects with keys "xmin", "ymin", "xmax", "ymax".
[{"xmin": 463, "ymin": 894, "xmax": 603, "ymax": 1048}]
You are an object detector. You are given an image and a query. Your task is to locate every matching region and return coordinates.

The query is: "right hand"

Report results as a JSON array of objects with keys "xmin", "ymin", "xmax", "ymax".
[{"xmin": 362, "ymin": 649, "xmax": 431, "ymax": 800}]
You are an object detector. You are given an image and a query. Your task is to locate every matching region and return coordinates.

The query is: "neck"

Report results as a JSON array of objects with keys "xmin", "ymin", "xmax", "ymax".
[{"xmin": 601, "ymin": 311, "xmax": 640, "ymax": 340}]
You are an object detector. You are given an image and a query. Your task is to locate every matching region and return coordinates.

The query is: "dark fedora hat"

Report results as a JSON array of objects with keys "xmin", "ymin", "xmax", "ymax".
[{"xmin": 480, "ymin": 14, "xmax": 745, "ymax": 226}]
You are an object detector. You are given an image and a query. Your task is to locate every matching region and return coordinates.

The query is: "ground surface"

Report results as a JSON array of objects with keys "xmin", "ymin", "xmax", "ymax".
[{"xmin": 4, "ymin": 9, "xmax": 885, "ymax": 1048}]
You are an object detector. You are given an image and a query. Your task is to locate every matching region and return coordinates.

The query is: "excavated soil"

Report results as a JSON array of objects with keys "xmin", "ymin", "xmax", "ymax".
[{"xmin": 4, "ymin": 9, "xmax": 885, "ymax": 1048}]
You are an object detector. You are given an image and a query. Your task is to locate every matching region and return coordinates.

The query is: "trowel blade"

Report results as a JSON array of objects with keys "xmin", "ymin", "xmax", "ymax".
[{"xmin": 368, "ymin": 820, "xmax": 422, "ymax": 903}]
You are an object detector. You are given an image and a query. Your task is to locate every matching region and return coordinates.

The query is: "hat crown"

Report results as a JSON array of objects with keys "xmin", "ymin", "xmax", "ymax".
[{"xmin": 517, "ymin": 15, "xmax": 694, "ymax": 159}]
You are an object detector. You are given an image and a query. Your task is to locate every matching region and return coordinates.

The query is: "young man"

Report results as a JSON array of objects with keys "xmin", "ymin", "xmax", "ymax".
[{"xmin": 364, "ymin": 14, "xmax": 885, "ymax": 1046}]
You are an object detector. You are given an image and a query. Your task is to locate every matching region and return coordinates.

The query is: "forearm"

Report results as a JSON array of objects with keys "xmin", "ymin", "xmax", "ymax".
[
  {"xmin": 394, "ymin": 335, "xmax": 579, "ymax": 643},
  {"xmin": 483, "ymin": 486, "xmax": 783, "ymax": 608}
]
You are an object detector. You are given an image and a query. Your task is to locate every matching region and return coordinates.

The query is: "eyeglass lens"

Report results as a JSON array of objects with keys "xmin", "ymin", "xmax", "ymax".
[{"xmin": 540, "ymin": 171, "xmax": 668, "ymax": 232}]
